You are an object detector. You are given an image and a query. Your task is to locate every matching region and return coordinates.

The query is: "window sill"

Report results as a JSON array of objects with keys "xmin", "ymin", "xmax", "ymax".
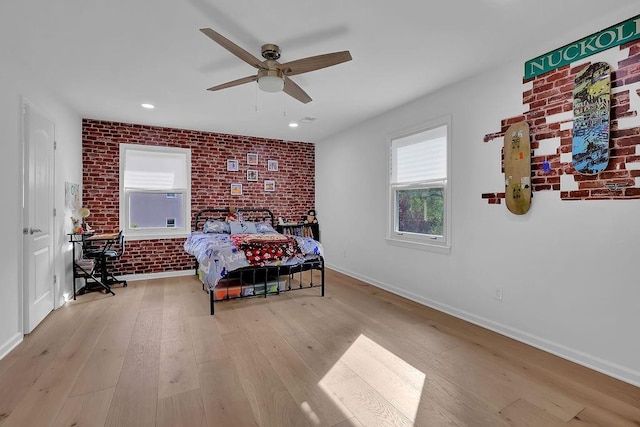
[
  {"xmin": 385, "ymin": 236, "xmax": 451, "ymax": 254},
  {"xmin": 126, "ymin": 231, "xmax": 190, "ymax": 241}
]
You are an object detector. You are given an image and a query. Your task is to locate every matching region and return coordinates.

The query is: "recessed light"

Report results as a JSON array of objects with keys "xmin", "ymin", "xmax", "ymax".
[
  {"xmin": 141, "ymin": 103, "xmax": 155, "ymax": 109},
  {"xmin": 289, "ymin": 122, "xmax": 298, "ymax": 128}
]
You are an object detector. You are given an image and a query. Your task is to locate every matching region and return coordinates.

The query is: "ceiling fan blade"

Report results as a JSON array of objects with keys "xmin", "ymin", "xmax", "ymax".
[
  {"xmin": 207, "ymin": 75, "xmax": 257, "ymax": 91},
  {"xmin": 283, "ymin": 77, "xmax": 312, "ymax": 104},
  {"xmin": 200, "ymin": 28, "xmax": 264, "ymax": 69},
  {"xmin": 279, "ymin": 51, "xmax": 352, "ymax": 76}
]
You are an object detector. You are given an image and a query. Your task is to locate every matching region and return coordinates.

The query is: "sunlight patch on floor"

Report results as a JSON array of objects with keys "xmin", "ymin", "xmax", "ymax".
[{"xmin": 318, "ymin": 334, "xmax": 425, "ymax": 425}]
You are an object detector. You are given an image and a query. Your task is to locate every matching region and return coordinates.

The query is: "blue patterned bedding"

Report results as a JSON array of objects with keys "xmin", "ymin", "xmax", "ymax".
[{"xmin": 184, "ymin": 231, "xmax": 323, "ymax": 290}]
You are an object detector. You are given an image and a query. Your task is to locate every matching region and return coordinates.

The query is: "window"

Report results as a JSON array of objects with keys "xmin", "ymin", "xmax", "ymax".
[
  {"xmin": 119, "ymin": 144, "xmax": 191, "ymax": 240},
  {"xmin": 388, "ymin": 116, "xmax": 450, "ymax": 252}
]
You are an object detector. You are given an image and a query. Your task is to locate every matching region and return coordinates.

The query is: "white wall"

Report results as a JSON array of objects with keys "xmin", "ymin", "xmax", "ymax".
[
  {"xmin": 0, "ymin": 53, "xmax": 82, "ymax": 358},
  {"xmin": 317, "ymin": 15, "xmax": 640, "ymax": 386}
]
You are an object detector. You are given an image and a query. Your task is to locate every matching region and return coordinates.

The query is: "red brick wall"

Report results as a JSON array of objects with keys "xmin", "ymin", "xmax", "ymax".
[
  {"xmin": 482, "ymin": 40, "xmax": 640, "ymax": 204},
  {"xmin": 82, "ymin": 119, "xmax": 315, "ymax": 275}
]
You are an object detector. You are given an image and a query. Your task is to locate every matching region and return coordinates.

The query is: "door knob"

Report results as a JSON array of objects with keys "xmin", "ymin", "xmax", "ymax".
[{"xmin": 30, "ymin": 228, "xmax": 42, "ymax": 234}]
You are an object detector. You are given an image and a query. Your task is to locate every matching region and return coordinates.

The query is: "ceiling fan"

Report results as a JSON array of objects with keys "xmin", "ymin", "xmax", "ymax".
[{"xmin": 200, "ymin": 28, "xmax": 352, "ymax": 104}]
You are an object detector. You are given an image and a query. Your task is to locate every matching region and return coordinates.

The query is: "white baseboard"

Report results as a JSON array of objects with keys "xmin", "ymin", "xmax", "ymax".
[
  {"xmin": 117, "ymin": 269, "xmax": 195, "ymax": 282},
  {"xmin": 0, "ymin": 332, "xmax": 23, "ymax": 361},
  {"xmin": 326, "ymin": 262, "xmax": 640, "ymax": 388}
]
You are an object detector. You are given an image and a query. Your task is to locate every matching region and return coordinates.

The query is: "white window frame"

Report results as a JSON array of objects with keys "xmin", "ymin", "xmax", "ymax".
[
  {"xmin": 387, "ymin": 115, "xmax": 451, "ymax": 253},
  {"xmin": 119, "ymin": 144, "xmax": 191, "ymax": 240}
]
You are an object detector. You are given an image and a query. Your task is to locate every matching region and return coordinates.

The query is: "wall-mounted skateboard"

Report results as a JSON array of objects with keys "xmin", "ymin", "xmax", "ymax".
[
  {"xmin": 504, "ymin": 121, "xmax": 531, "ymax": 215},
  {"xmin": 572, "ymin": 62, "xmax": 611, "ymax": 174}
]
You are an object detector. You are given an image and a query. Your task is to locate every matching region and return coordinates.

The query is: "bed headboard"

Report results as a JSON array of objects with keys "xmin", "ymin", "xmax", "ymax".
[{"xmin": 194, "ymin": 207, "xmax": 275, "ymax": 231}]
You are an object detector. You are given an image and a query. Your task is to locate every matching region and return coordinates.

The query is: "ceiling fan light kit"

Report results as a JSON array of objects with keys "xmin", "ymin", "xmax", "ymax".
[
  {"xmin": 200, "ymin": 28, "xmax": 352, "ymax": 104},
  {"xmin": 257, "ymin": 69, "xmax": 285, "ymax": 93}
]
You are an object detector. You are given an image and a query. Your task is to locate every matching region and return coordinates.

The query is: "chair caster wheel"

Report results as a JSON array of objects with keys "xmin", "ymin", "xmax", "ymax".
[{"xmin": 123, "ymin": 283, "xmax": 128, "ymax": 287}]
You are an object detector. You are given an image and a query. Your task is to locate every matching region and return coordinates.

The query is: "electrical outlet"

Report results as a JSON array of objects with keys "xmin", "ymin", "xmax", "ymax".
[{"xmin": 494, "ymin": 287, "xmax": 503, "ymax": 301}]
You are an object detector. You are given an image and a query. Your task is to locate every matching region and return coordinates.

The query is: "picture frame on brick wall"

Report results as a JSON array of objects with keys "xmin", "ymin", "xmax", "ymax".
[
  {"xmin": 227, "ymin": 159, "xmax": 239, "ymax": 171},
  {"xmin": 247, "ymin": 169, "xmax": 258, "ymax": 182},
  {"xmin": 247, "ymin": 153, "xmax": 258, "ymax": 165},
  {"xmin": 267, "ymin": 160, "xmax": 278, "ymax": 171},
  {"xmin": 264, "ymin": 180, "xmax": 275, "ymax": 192},
  {"xmin": 230, "ymin": 183, "xmax": 243, "ymax": 196}
]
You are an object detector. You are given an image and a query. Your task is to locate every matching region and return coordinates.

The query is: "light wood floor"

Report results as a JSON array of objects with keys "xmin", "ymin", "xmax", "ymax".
[{"xmin": 0, "ymin": 269, "xmax": 639, "ymax": 426}]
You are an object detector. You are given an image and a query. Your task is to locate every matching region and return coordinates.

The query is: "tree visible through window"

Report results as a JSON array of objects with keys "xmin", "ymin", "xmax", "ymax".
[{"xmin": 397, "ymin": 187, "xmax": 444, "ymax": 236}]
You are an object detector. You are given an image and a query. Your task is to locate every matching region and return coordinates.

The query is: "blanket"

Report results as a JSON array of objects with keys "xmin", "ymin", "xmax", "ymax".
[{"xmin": 229, "ymin": 233, "xmax": 301, "ymax": 266}]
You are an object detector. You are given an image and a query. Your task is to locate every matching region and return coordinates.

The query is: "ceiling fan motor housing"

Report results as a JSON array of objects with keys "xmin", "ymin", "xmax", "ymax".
[{"xmin": 261, "ymin": 44, "xmax": 281, "ymax": 60}]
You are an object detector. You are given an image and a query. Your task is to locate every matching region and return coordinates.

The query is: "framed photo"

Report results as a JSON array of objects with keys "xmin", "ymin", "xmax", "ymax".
[
  {"xmin": 227, "ymin": 159, "xmax": 239, "ymax": 171},
  {"xmin": 267, "ymin": 160, "xmax": 278, "ymax": 171},
  {"xmin": 230, "ymin": 183, "xmax": 243, "ymax": 196},
  {"xmin": 264, "ymin": 180, "xmax": 276, "ymax": 192},
  {"xmin": 247, "ymin": 153, "xmax": 258, "ymax": 165},
  {"xmin": 246, "ymin": 169, "xmax": 258, "ymax": 182}
]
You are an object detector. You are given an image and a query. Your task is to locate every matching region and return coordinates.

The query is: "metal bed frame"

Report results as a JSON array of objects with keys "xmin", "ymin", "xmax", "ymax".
[{"xmin": 192, "ymin": 208, "xmax": 325, "ymax": 315}]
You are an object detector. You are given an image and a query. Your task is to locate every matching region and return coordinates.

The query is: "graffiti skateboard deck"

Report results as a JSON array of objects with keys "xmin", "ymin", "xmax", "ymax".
[
  {"xmin": 504, "ymin": 121, "xmax": 531, "ymax": 215},
  {"xmin": 572, "ymin": 62, "xmax": 611, "ymax": 174}
]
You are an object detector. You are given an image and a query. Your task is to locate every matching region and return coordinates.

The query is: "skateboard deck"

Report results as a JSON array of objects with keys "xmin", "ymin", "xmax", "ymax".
[
  {"xmin": 504, "ymin": 121, "xmax": 531, "ymax": 215},
  {"xmin": 572, "ymin": 62, "xmax": 611, "ymax": 174}
]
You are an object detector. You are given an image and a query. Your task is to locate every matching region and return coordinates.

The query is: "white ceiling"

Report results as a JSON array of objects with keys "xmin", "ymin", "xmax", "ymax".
[{"xmin": 2, "ymin": 1, "xmax": 637, "ymax": 142}]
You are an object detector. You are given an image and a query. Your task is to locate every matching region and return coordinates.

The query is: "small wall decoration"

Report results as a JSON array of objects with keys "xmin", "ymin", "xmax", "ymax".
[
  {"xmin": 230, "ymin": 183, "xmax": 243, "ymax": 196},
  {"xmin": 247, "ymin": 153, "xmax": 258, "ymax": 165},
  {"xmin": 227, "ymin": 159, "xmax": 239, "ymax": 171},
  {"xmin": 65, "ymin": 182, "xmax": 81, "ymax": 213},
  {"xmin": 247, "ymin": 169, "xmax": 258, "ymax": 181},
  {"xmin": 267, "ymin": 160, "xmax": 278, "ymax": 171},
  {"xmin": 264, "ymin": 180, "xmax": 276, "ymax": 192}
]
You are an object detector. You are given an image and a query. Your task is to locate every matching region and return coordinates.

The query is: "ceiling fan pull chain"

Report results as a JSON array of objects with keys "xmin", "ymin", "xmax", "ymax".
[
  {"xmin": 255, "ymin": 83, "xmax": 259, "ymax": 112},
  {"xmin": 283, "ymin": 96, "xmax": 287, "ymax": 117}
]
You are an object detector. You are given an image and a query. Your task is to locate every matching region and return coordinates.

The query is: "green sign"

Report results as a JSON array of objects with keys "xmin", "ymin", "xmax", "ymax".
[{"xmin": 524, "ymin": 15, "xmax": 640, "ymax": 79}]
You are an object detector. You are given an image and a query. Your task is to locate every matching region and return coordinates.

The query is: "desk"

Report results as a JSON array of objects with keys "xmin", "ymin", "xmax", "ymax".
[{"xmin": 69, "ymin": 233, "xmax": 117, "ymax": 298}]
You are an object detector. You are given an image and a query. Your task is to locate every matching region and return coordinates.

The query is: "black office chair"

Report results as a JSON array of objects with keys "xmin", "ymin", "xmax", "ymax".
[
  {"xmin": 104, "ymin": 230, "xmax": 128, "ymax": 287},
  {"xmin": 85, "ymin": 230, "xmax": 128, "ymax": 288}
]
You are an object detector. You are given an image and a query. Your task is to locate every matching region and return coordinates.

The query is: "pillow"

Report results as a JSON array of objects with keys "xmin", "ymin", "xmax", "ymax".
[
  {"xmin": 255, "ymin": 221, "xmax": 277, "ymax": 234},
  {"xmin": 229, "ymin": 221, "xmax": 258, "ymax": 235},
  {"xmin": 203, "ymin": 219, "xmax": 230, "ymax": 234}
]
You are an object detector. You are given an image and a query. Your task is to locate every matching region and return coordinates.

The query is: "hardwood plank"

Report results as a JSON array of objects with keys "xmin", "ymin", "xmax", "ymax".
[
  {"xmin": 568, "ymin": 406, "xmax": 640, "ymax": 426},
  {"xmin": 70, "ymin": 292, "xmax": 142, "ymax": 396},
  {"xmin": 246, "ymin": 320, "xmax": 352, "ymax": 426},
  {"xmin": 104, "ymin": 308, "xmax": 162, "ymax": 427},
  {"xmin": 0, "ymin": 299, "xmax": 97, "ymax": 421},
  {"xmin": 158, "ymin": 337, "xmax": 200, "ymax": 400},
  {"xmin": 198, "ymin": 358, "xmax": 259, "ymax": 427},
  {"xmin": 222, "ymin": 329, "xmax": 311, "ymax": 427},
  {"xmin": 327, "ymin": 376, "xmax": 414, "ymax": 427},
  {"xmin": 189, "ymin": 315, "xmax": 228, "ymax": 364},
  {"xmin": 499, "ymin": 398, "xmax": 565, "ymax": 426},
  {"xmin": 443, "ymin": 343, "xmax": 586, "ymax": 422},
  {"xmin": 156, "ymin": 389, "xmax": 207, "ymax": 427},
  {"xmin": 332, "ymin": 419, "xmax": 365, "ymax": 427},
  {"xmin": 52, "ymin": 387, "xmax": 115, "ymax": 427},
  {"xmin": 2, "ymin": 298, "xmax": 112, "ymax": 426}
]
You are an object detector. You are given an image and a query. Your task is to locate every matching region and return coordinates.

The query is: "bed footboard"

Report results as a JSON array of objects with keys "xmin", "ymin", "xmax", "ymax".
[{"xmin": 208, "ymin": 256, "xmax": 324, "ymax": 315}]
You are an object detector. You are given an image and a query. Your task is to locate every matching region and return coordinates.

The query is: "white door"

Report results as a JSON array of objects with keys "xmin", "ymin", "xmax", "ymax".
[{"xmin": 23, "ymin": 101, "xmax": 55, "ymax": 333}]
